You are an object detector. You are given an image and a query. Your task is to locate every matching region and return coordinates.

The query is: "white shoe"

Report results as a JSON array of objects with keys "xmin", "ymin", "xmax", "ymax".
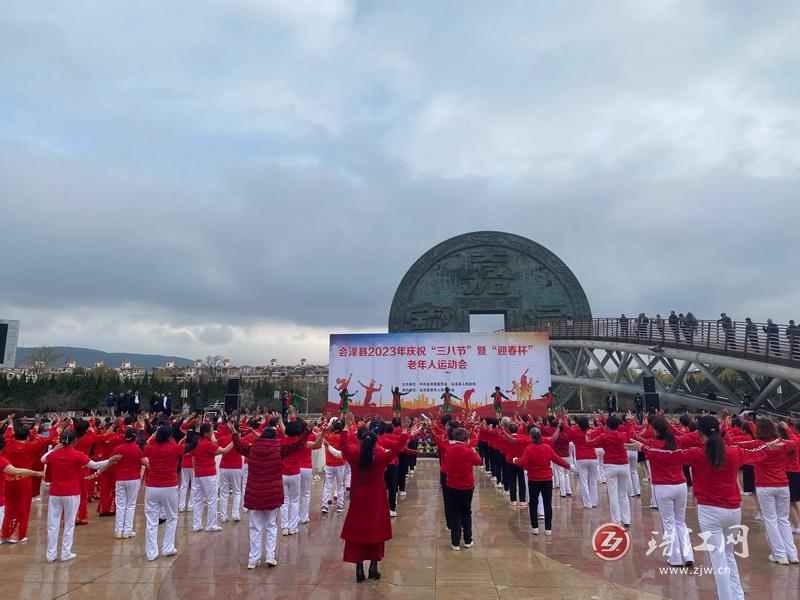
[
  {"xmin": 61, "ymin": 553, "xmax": 77, "ymax": 562},
  {"xmin": 300, "ymin": 519, "xmax": 311, "ymax": 524},
  {"xmin": 511, "ymin": 501, "xmax": 517, "ymax": 507},
  {"xmin": 503, "ymin": 490, "xmax": 510, "ymax": 496},
  {"xmin": 755, "ymin": 514, "xmax": 763, "ymax": 521},
  {"xmin": 123, "ymin": 532, "xmax": 136, "ymax": 539},
  {"xmin": 281, "ymin": 528, "xmax": 289, "ymax": 536},
  {"xmin": 289, "ymin": 529, "xmax": 298, "ymax": 535},
  {"xmin": 788, "ymin": 557, "xmax": 799, "ymax": 564},
  {"xmin": 545, "ymin": 530, "xmax": 552, "ymax": 536},
  {"xmin": 233, "ymin": 516, "xmax": 240, "ymax": 522},
  {"xmin": 265, "ymin": 558, "xmax": 278, "ymax": 567},
  {"xmin": 532, "ymin": 528, "xmax": 539, "ymax": 535},
  {"xmin": 389, "ymin": 510, "xmax": 397, "ymax": 517},
  {"xmin": 463, "ymin": 541, "xmax": 474, "ymax": 548},
  {"xmin": 219, "ymin": 517, "xmax": 229, "ymax": 523},
  {"xmin": 163, "ymin": 549, "xmax": 178, "ymax": 557},
  {"xmin": 451, "ymin": 545, "xmax": 460, "ymax": 551},
  {"xmin": 495, "ymin": 483, "xmax": 503, "ymax": 488},
  {"xmin": 399, "ymin": 491, "xmax": 407, "ymax": 497},
  {"xmin": 769, "ymin": 554, "xmax": 789, "ymax": 565},
  {"xmin": 336, "ymin": 508, "xmax": 344, "ymax": 513},
  {"xmin": 247, "ymin": 562, "xmax": 259, "ymax": 570},
  {"xmin": 242, "ymin": 507, "xmax": 249, "ymax": 513},
  {"xmin": 114, "ymin": 533, "xmax": 124, "ymax": 540},
  {"xmin": 192, "ymin": 527, "xmax": 203, "ymax": 533},
  {"xmin": 206, "ymin": 526, "xmax": 222, "ymax": 532},
  {"xmin": 321, "ymin": 506, "xmax": 329, "ymax": 513}
]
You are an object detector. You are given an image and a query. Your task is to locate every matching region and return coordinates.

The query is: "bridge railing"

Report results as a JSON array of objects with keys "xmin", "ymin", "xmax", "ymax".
[{"xmin": 533, "ymin": 317, "xmax": 800, "ymax": 367}]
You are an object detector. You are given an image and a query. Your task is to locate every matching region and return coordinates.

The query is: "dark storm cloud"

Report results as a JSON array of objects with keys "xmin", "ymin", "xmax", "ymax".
[{"xmin": 2, "ymin": 1, "xmax": 800, "ymax": 363}]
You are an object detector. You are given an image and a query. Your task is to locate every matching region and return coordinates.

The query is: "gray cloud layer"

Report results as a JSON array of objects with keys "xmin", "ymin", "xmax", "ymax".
[{"xmin": 2, "ymin": 1, "xmax": 799, "ymax": 363}]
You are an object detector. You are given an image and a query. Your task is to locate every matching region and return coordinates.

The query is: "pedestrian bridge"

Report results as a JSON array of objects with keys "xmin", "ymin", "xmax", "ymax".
[{"xmin": 531, "ymin": 318, "xmax": 800, "ymax": 415}]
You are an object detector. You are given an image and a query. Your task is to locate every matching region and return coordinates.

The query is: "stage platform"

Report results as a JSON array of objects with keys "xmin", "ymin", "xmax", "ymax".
[{"xmin": 2, "ymin": 459, "xmax": 797, "ymax": 599}]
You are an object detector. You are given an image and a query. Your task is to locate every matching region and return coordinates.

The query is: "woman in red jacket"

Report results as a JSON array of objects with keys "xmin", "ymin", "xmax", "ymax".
[
  {"xmin": 111, "ymin": 427, "xmax": 146, "ymax": 539},
  {"xmin": 629, "ymin": 416, "xmax": 783, "ymax": 600},
  {"xmin": 340, "ymin": 415, "xmax": 419, "ymax": 582},
  {"xmin": 513, "ymin": 426, "xmax": 572, "ymax": 535},
  {"xmin": 588, "ymin": 416, "xmax": 632, "ymax": 527},
  {"xmin": 143, "ymin": 424, "xmax": 182, "ymax": 561},
  {"xmin": 729, "ymin": 418, "xmax": 799, "ymax": 564},
  {"xmin": 43, "ymin": 429, "xmax": 120, "ymax": 562},
  {"xmin": 231, "ymin": 420, "xmax": 312, "ymax": 569},
  {"xmin": 565, "ymin": 416, "xmax": 598, "ymax": 509},
  {"xmin": 0, "ymin": 436, "xmax": 45, "ymax": 545},
  {"xmin": 185, "ymin": 423, "xmax": 234, "ymax": 533},
  {"xmin": 442, "ymin": 427, "xmax": 482, "ymax": 550}
]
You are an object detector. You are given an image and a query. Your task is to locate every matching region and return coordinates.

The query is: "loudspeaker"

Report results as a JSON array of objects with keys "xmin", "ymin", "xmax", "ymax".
[
  {"xmin": 226, "ymin": 378, "xmax": 240, "ymax": 395},
  {"xmin": 644, "ymin": 392, "xmax": 660, "ymax": 411},
  {"xmin": 225, "ymin": 378, "xmax": 240, "ymax": 412},
  {"xmin": 643, "ymin": 375, "xmax": 656, "ymax": 394}
]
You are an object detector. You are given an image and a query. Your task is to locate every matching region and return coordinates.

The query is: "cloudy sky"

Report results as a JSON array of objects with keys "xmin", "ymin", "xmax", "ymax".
[{"xmin": 2, "ymin": 1, "xmax": 799, "ymax": 365}]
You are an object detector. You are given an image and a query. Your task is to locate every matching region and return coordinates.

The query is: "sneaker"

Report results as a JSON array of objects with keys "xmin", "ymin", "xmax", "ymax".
[
  {"xmin": 463, "ymin": 541, "xmax": 474, "ymax": 548},
  {"xmin": 242, "ymin": 507, "xmax": 249, "ymax": 513},
  {"xmin": 503, "ymin": 490, "xmax": 510, "ymax": 495},
  {"xmin": 769, "ymin": 554, "xmax": 790, "ymax": 565},
  {"xmin": 123, "ymin": 532, "xmax": 136, "ymax": 539},
  {"xmin": 206, "ymin": 526, "xmax": 223, "ymax": 532},
  {"xmin": 789, "ymin": 557, "xmax": 799, "ymax": 564},
  {"xmin": 545, "ymin": 530, "xmax": 552, "ymax": 536},
  {"xmin": 114, "ymin": 533, "xmax": 124, "ymax": 540},
  {"xmin": 451, "ymin": 545, "xmax": 460, "ymax": 551},
  {"xmin": 755, "ymin": 514, "xmax": 763, "ymax": 521},
  {"xmin": 495, "ymin": 483, "xmax": 503, "ymax": 488},
  {"xmin": 219, "ymin": 517, "xmax": 229, "ymax": 523},
  {"xmin": 9, "ymin": 537, "xmax": 28, "ymax": 544},
  {"xmin": 61, "ymin": 553, "xmax": 78, "ymax": 562},
  {"xmin": 233, "ymin": 516, "xmax": 240, "ymax": 522},
  {"xmin": 247, "ymin": 562, "xmax": 259, "ymax": 570},
  {"xmin": 511, "ymin": 501, "xmax": 517, "ymax": 507},
  {"xmin": 163, "ymin": 549, "xmax": 178, "ymax": 557},
  {"xmin": 532, "ymin": 527, "xmax": 539, "ymax": 535},
  {"xmin": 321, "ymin": 506, "xmax": 329, "ymax": 514},
  {"xmin": 192, "ymin": 527, "xmax": 203, "ymax": 533},
  {"xmin": 389, "ymin": 510, "xmax": 397, "ymax": 517},
  {"xmin": 265, "ymin": 558, "xmax": 278, "ymax": 567},
  {"xmin": 399, "ymin": 491, "xmax": 407, "ymax": 498},
  {"xmin": 300, "ymin": 519, "xmax": 311, "ymax": 525},
  {"xmin": 281, "ymin": 528, "xmax": 289, "ymax": 536},
  {"xmin": 336, "ymin": 508, "xmax": 344, "ymax": 513}
]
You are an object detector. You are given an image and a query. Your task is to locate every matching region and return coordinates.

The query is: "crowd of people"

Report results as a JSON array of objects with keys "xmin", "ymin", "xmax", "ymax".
[{"xmin": 1, "ymin": 404, "xmax": 799, "ymax": 599}]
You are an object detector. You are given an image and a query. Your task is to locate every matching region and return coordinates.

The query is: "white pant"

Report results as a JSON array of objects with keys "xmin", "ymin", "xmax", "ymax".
[
  {"xmin": 298, "ymin": 468, "xmax": 312, "ymax": 522},
  {"xmin": 626, "ymin": 451, "xmax": 641, "ymax": 496},
  {"xmin": 191, "ymin": 475, "xmax": 219, "ymax": 530},
  {"xmin": 218, "ymin": 468, "xmax": 242, "ymax": 521},
  {"xmin": 248, "ymin": 508, "xmax": 279, "ymax": 563},
  {"xmin": 555, "ymin": 457, "xmax": 572, "ymax": 496},
  {"xmin": 46, "ymin": 495, "xmax": 80, "ymax": 562},
  {"xmin": 605, "ymin": 463, "xmax": 631, "ymax": 524},
  {"xmin": 114, "ymin": 479, "xmax": 141, "ymax": 536},
  {"xmin": 646, "ymin": 461, "xmax": 658, "ymax": 508},
  {"xmin": 345, "ymin": 463, "xmax": 352, "ymax": 488},
  {"xmin": 178, "ymin": 468, "xmax": 193, "ymax": 510},
  {"xmin": 322, "ymin": 465, "xmax": 346, "ymax": 509},
  {"xmin": 145, "ymin": 486, "xmax": 178, "ymax": 560},
  {"xmin": 241, "ymin": 464, "xmax": 249, "ymax": 508},
  {"xmin": 281, "ymin": 474, "xmax": 300, "ymax": 532},
  {"xmin": 697, "ymin": 505, "xmax": 743, "ymax": 600},
  {"xmin": 652, "ymin": 483, "xmax": 694, "ymax": 565},
  {"xmin": 756, "ymin": 486, "xmax": 798, "ymax": 561},
  {"xmin": 576, "ymin": 459, "xmax": 599, "ymax": 508},
  {"xmin": 595, "ymin": 448, "xmax": 606, "ymax": 482}
]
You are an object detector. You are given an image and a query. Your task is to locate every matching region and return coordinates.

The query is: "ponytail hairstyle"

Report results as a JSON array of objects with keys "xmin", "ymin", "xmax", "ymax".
[
  {"xmin": 73, "ymin": 419, "xmax": 90, "ymax": 438},
  {"xmin": 754, "ymin": 418, "xmax": 777, "ymax": 441},
  {"xmin": 650, "ymin": 416, "xmax": 676, "ymax": 451},
  {"xmin": 359, "ymin": 429, "xmax": 378, "ymax": 470},
  {"xmin": 391, "ymin": 417, "xmax": 402, "ymax": 428},
  {"xmin": 124, "ymin": 427, "xmax": 137, "ymax": 442},
  {"xmin": 528, "ymin": 426, "xmax": 543, "ymax": 445},
  {"xmin": 155, "ymin": 424, "xmax": 173, "ymax": 444},
  {"xmin": 698, "ymin": 415, "xmax": 726, "ymax": 469},
  {"xmin": 576, "ymin": 416, "xmax": 589, "ymax": 431},
  {"xmin": 60, "ymin": 429, "xmax": 78, "ymax": 446},
  {"xmin": 184, "ymin": 429, "xmax": 200, "ymax": 453}
]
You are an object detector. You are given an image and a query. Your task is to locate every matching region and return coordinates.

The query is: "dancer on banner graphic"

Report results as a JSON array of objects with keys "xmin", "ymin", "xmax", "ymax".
[
  {"xmin": 440, "ymin": 387, "xmax": 461, "ymax": 414},
  {"xmin": 462, "ymin": 388, "xmax": 476, "ymax": 413},
  {"xmin": 492, "ymin": 386, "xmax": 510, "ymax": 416},
  {"xmin": 339, "ymin": 388, "xmax": 358, "ymax": 414},
  {"xmin": 359, "ymin": 379, "xmax": 383, "ymax": 408}
]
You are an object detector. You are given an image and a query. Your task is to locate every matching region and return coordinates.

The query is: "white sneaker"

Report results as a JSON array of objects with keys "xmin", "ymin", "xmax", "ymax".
[
  {"xmin": 192, "ymin": 527, "xmax": 203, "ymax": 533},
  {"xmin": 281, "ymin": 528, "xmax": 289, "ymax": 536},
  {"xmin": 123, "ymin": 532, "xmax": 136, "ymax": 539},
  {"xmin": 545, "ymin": 530, "xmax": 552, "ymax": 536},
  {"xmin": 389, "ymin": 510, "xmax": 397, "ymax": 517},
  {"xmin": 788, "ymin": 557, "xmax": 799, "ymax": 564},
  {"xmin": 769, "ymin": 554, "xmax": 789, "ymax": 565},
  {"xmin": 495, "ymin": 483, "xmax": 503, "ymax": 488},
  {"xmin": 463, "ymin": 541, "xmax": 474, "ymax": 548},
  {"xmin": 532, "ymin": 527, "xmax": 539, "ymax": 535},
  {"xmin": 247, "ymin": 562, "xmax": 259, "ymax": 570},
  {"xmin": 61, "ymin": 553, "xmax": 77, "ymax": 562},
  {"xmin": 289, "ymin": 529, "xmax": 298, "ymax": 535},
  {"xmin": 511, "ymin": 501, "xmax": 517, "ymax": 507},
  {"xmin": 265, "ymin": 558, "xmax": 278, "ymax": 567},
  {"xmin": 503, "ymin": 490, "xmax": 510, "ymax": 496},
  {"xmin": 206, "ymin": 526, "xmax": 222, "ymax": 532},
  {"xmin": 321, "ymin": 506, "xmax": 329, "ymax": 513},
  {"xmin": 163, "ymin": 549, "xmax": 178, "ymax": 557},
  {"xmin": 300, "ymin": 519, "xmax": 311, "ymax": 524},
  {"xmin": 451, "ymin": 545, "xmax": 460, "ymax": 551},
  {"xmin": 755, "ymin": 514, "xmax": 763, "ymax": 521},
  {"xmin": 114, "ymin": 533, "xmax": 124, "ymax": 540},
  {"xmin": 336, "ymin": 507, "xmax": 344, "ymax": 513},
  {"xmin": 233, "ymin": 516, "xmax": 240, "ymax": 522},
  {"xmin": 399, "ymin": 491, "xmax": 407, "ymax": 497},
  {"xmin": 219, "ymin": 517, "xmax": 229, "ymax": 523}
]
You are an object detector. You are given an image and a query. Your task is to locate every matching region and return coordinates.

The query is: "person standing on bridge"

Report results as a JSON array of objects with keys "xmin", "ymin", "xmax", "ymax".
[
  {"xmin": 619, "ymin": 314, "xmax": 629, "ymax": 337},
  {"xmin": 763, "ymin": 318, "xmax": 781, "ymax": 356},
  {"xmin": 786, "ymin": 320, "xmax": 800, "ymax": 361},
  {"xmin": 719, "ymin": 313, "xmax": 737, "ymax": 349},
  {"xmin": 745, "ymin": 318, "xmax": 761, "ymax": 352},
  {"xmin": 668, "ymin": 311, "xmax": 680, "ymax": 342}
]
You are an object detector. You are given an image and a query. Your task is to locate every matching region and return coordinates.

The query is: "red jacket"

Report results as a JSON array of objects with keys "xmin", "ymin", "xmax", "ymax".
[
  {"xmin": 233, "ymin": 430, "xmax": 309, "ymax": 510},
  {"xmin": 514, "ymin": 443, "xmax": 571, "ymax": 481},
  {"xmin": 730, "ymin": 438, "xmax": 800, "ymax": 487},
  {"xmin": 565, "ymin": 425, "xmax": 596, "ymax": 460},
  {"xmin": 503, "ymin": 433, "xmax": 530, "ymax": 460},
  {"xmin": 588, "ymin": 430, "xmax": 630, "ymax": 465},
  {"xmin": 644, "ymin": 443, "xmax": 776, "ymax": 509},
  {"xmin": 442, "ymin": 442, "xmax": 481, "ymax": 490}
]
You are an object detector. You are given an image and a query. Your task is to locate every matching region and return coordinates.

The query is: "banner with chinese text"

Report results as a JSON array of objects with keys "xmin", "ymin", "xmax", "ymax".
[{"xmin": 326, "ymin": 332, "xmax": 550, "ymax": 417}]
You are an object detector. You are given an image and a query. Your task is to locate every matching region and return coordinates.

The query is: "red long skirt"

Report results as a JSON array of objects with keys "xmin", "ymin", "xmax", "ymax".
[{"xmin": 343, "ymin": 541, "xmax": 385, "ymax": 563}]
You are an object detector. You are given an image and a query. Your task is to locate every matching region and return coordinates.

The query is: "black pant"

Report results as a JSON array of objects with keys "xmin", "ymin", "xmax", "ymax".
[
  {"xmin": 408, "ymin": 438, "xmax": 418, "ymax": 469},
  {"xmin": 445, "ymin": 486, "xmax": 474, "ymax": 546},
  {"xmin": 495, "ymin": 452, "xmax": 506, "ymax": 486},
  {"xmin": 505, "ymin": 463, "xmax": 526, "ymax": 502},
  {"xmin": 384, "ymin": 464, "xmax": 399, "ymax": 511},
  {"xmin": 440, "ymin": 471, "xmax": 452, "ymax": 529},
  {"xmin": 528, "ymin": 480, "xmax": 553, "ymax": 530},
  {"xmin": 398, "ymin": 454, "xmax": 410, "ymax": 492}
]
